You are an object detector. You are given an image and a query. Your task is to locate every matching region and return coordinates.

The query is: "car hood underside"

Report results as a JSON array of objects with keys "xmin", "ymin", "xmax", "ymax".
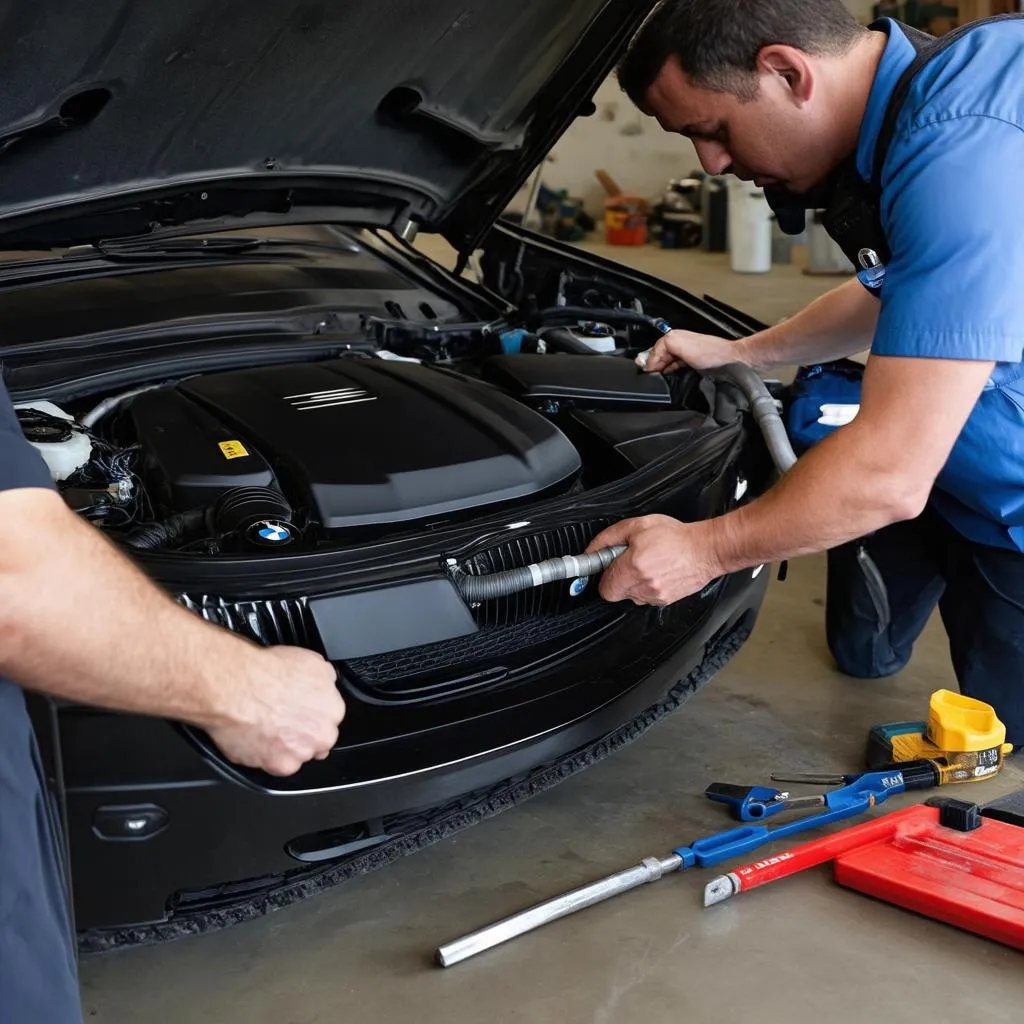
[{"xmin": 0, "ymin": 0, "xmax": 655, "ymax": 252}]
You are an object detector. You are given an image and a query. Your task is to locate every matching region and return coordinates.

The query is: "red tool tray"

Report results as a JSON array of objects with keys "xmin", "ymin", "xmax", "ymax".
[{"xmin": 833, "ymin": 808, "xmax": 1024, "ymax": 950}]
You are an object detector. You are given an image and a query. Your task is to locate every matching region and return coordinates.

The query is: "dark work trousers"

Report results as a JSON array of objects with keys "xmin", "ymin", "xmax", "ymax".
[
  {"xmin": 0, "ymin": 680, "xmax": 82, "ymax": 1023},
  {"xmin": 826, "ymin": 503, "xmax": 1024, "ymax": 747}
]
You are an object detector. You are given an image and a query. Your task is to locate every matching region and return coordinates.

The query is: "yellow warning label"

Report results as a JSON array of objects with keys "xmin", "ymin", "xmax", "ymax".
[{"xmin": 218, "ymin": 440, "xmax": 249, "ymax": 460}]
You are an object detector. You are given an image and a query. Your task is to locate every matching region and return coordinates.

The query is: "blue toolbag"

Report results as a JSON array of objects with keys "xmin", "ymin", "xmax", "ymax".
[{"xmin": 785, "ymin": 358, "xmax": 864, "ymax": 454}]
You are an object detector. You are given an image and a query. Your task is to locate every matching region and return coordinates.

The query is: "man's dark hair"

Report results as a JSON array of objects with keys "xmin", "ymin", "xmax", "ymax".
[{"xmin": 618, "ymin": 0, "xmax": 865, "ymax": 105}]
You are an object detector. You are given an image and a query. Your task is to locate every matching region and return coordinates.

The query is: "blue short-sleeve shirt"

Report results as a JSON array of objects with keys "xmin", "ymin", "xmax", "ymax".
[{"xmin": 858, "ymin": 18, "xmax": 1024, "ymax": 551}]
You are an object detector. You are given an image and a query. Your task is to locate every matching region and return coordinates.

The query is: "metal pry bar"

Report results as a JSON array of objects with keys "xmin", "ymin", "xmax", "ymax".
[{"xmin": 436, "ymin": 853, "xmax": 683, "ymax": 967}]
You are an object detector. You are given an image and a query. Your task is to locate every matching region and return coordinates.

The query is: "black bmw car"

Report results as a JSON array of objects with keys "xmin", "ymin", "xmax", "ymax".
[{"xmin": 6, "ymin": 0, "xmax": 781, "ymax": 948}]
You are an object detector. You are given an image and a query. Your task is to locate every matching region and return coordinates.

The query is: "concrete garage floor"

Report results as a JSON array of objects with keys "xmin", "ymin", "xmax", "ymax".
[{"xmin": 79, "ymin": 244, "xmax": 1024, "ymax": 1022}]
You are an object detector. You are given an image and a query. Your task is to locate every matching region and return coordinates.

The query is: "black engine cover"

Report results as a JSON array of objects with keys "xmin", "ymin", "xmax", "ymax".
[
  {"xmin": 130, "ymin": 387, "xmax": 277, "ymax": 511},
  {"xmin": 131, "ymin": 359, "xmax": 581, "ymax": 529}
]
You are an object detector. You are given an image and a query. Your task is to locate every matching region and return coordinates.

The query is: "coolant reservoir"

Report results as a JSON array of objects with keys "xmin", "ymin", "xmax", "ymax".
[{"xmin": 14, "ymin": 401, "xmax": 93, "ymax": 481}]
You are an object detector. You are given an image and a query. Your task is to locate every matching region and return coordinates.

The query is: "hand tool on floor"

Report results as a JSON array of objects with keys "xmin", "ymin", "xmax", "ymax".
[
  {"xmin": 703, "ymin": 795, "xmax": 1024, "ymax": 953},
  {"xmin": 704, "ymin": 781, "xmax": 867, "ymax": 821},
  {"xmin": 435, "ymin": 769, "xmax": 923, "ymax": 967},
  {"xmin": 866, "ymin": 688, "xmax": 1013, "ymax": 782},
  {"xmin": 702, "ymin": 795, "xmax": 931, "ymax": 909},
  {"xmin": 705, "ymin": 783, "xmax": 808, "ymax": 821}
]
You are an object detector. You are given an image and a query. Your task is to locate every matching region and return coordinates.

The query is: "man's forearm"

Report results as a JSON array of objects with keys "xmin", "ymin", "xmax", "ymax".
[
  {"xmin": 0, "ymin": 488, "xmax": 253, "ymax": 729},
  {"xmin": 742, "ymin": 277, "xmax": 880, "ymax": 371},
  {"xmin": 707, "ymin": 420, "xmax": 925, "ymax": 573}
]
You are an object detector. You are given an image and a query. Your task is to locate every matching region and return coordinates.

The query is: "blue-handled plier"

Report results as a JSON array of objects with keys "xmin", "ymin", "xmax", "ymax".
[
  {"xmin": 681, "ymin": 770, "xmax": 912, "ymax": 869},
  {"xmin": 704, "ymin": 782, "xmax": 825, "ymax": 821}
]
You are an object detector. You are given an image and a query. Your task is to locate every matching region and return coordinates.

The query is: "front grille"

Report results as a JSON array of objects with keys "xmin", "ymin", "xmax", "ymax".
[
  {"xmin": 345, "ymin": 599, "xmax": 619, "ymax": 692},
  {"xmin": 178, "ymin": 593, "xmax": 320, "ymax": 649},
  {"xmin": 461, "ymin": 519, "xmax": 613, "ymax": 627},
  {"xmin": 177, "ymin": 519, "xmax": 618, "ymax": 700}
]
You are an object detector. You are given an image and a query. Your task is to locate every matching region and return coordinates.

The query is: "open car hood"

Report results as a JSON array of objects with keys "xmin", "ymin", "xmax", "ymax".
[{"xmin": 0, "ymin": 0, "xmax": 655, "ymax": 253}]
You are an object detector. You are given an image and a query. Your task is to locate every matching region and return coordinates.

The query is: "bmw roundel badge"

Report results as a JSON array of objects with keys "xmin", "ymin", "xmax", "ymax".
[
  {"xmin": 255, "ymin": 521, "xmax": 291, "ymax": 544},
  {"xmin": 569, "ymin": 576, "xmax": 589, "ymax": 597}
]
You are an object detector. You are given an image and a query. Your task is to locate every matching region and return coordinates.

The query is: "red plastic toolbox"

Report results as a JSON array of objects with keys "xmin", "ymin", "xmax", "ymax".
[{"xmin": 833, "ymin": 808, "xmax": 1024, "ymax": 950}]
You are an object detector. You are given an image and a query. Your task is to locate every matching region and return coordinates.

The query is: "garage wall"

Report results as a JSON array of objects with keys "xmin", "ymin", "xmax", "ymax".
[
  {"xmin": 523, "ymin": 0, "xmax": 877, "ymax": 218},
  {"xmin": 535, "ymin": 76, "xmax": 701, "ymax": 217},
  {"xmin": 844, "ymin": 0, "xmax": 879, "ymax": 19}
]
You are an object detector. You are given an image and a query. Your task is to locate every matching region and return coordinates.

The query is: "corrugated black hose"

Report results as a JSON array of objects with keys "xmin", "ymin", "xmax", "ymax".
[
  {"xmin": 455, "ymin": 547, "xmax": 626, "ymax": 603},
  {"xmin": 122, "ymin": 508, "xmax": 206, "ymax": 550}
]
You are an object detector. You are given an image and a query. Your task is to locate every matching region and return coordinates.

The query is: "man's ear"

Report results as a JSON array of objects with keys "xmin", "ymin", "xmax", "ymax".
[{"xmin": 756, "ymin": 45, "xmax": 814, "ymax": 104}]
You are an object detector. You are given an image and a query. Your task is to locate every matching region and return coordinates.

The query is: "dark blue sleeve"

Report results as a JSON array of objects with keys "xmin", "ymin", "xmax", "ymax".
[{"xmin": 0, "ymin": 385, "xmax": 55, "ymax": 493}]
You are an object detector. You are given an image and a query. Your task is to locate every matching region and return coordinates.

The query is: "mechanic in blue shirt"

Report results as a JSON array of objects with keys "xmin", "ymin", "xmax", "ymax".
[
  {"xmin": 589, "ymin": 0, "xmax": 1024, "ymax": 746},
  {"xmin": 0, "ymin": 384, "xmax": 344, "ymax": 1018}
]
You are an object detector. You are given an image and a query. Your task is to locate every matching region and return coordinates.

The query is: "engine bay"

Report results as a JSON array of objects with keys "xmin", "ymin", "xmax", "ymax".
[{"xmin": 12, "ymin": 256, "xmax": 745, "ymax": 558}]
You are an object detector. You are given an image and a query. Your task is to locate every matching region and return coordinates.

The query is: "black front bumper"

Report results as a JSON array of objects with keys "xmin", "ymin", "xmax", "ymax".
[{"xmin": 50, "ymin": 565, "xmax": 769, "ymax": 946}]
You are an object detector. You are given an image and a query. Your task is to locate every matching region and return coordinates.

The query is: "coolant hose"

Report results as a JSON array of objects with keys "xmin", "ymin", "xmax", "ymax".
[
  {"xmin": 714, "ymin": 361, "xmax": 798, "ymax": 474},
  {"xmin": 634, "ymin": 347, "xmax": 797, "ymax": 476},
  {"xmin": 535, "ymin": 315, "xmax": 796, "ymax": 472},
  {"xmin": 455, "ymin": 546, "xmax": 626, "ymax": 603}
]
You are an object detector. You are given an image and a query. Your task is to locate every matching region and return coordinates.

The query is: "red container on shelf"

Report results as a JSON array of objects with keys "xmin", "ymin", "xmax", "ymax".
[{"xmin": 603, "ymin": 194, "xmax": 647, "ymax": 245}]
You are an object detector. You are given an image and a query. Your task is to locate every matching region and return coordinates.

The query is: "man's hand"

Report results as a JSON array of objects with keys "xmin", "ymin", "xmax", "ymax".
[
  {"xmin": 205, "ymin": 645, "xmax": 346, "ymax": 777},
  {"xmin": 639, "ymin": 330, "xmax": 750, "ymax": 375},
  {"xmin": 586, "ymin": 515, "xmax": 720, "ymax": 605}
]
